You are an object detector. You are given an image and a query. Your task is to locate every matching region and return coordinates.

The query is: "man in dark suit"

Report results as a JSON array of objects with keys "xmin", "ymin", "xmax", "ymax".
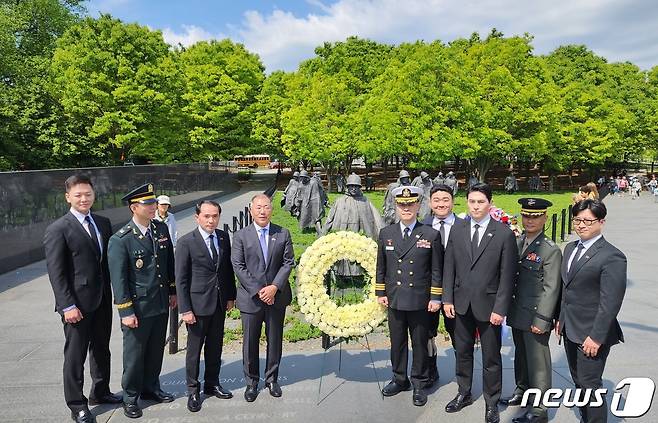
[
  {"xmin": 44, "ymin": 174, "xmax": 121, "ymax": 423},
  {"xmin": 443, "ymin": 183, "xmax": 518, "ymax": 423},
  {"xmin": 231, "ymin": 194, "xmax": 295, "ymax": 402},
  {"xmin": 503, "ymin": 198, "xmax": 562, "ymax": 423},
  {"xmin": 422, "ymin": 183, "xmax": 463, "ymax": 385},
  {"xmin": 376, "ymin": 186, "xmax": 443, "ymax": 407},
  {"xmin": 176, "ymin": 200, "xmax": 237, "ymax": 412},
  {"xmin": 556, "ymin": 199, "xmax": 626, "ymax": 423},
  {"xmin": 108, "ymin": 183, "xmax": 177, "ymax": 419}
]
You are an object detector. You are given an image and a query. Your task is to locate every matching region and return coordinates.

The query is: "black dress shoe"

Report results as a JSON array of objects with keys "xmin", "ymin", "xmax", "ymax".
[
  {"xmin": 204, "ymin": 384, "xmax": 233, "ymax": 399},
  {"xmin": 486, "ymin": 405, "xmax": 500, "ymax": 423},
  {"xmin": 445, "ymin": 393, "xmax": 473, "ymax": 413},
  {"xmin": 513, "ymin": 412, "xmax": 548, "ymax": 423},
  {"xmin": 265, "ymin": 382, "xmax": 282, "ymax": 397},
  {"xmin": 187, "ymin": 393, "xmax": 201, "ymax": 413},
  {"xmin": 244, "ymin": 385, "xmax": 259, "ymax": 402},
  {"xmin": 88, "ymin": 392, "xmax": 122, "ymax": 405},
  {"xmin": 412, "ymin": 387, "xmax": 427, "ymax": 406},
  {"xmin": 122, "ymin": 403, "xmax": 142, "ymax": 419},
  {"xmin": 500, "ymin": 392, "xmax": 525, "ymax": 406},
  {"xmin": 381, "ymin": 380, "xmax": 412, "ymax": 397},
  {"xmin": 71, "ymin": 409, "xmax": 95, "ymax": 423},
  {"xmin": 141, "ymin": 389, "xmax": 175, "ymax": 403}
]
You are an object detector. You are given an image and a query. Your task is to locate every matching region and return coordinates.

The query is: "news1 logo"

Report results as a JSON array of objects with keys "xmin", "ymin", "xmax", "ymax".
[{"xmin": 521, "ymin": 377, "xmax": 655, "ymax": 418}]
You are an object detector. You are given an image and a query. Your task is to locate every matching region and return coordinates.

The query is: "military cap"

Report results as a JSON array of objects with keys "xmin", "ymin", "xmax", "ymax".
[
  {"xmin": 393, "ymin": 185, "xmax": 422, "ymax": 204},
  {"xmin": 299, "ymin": 170, "xmax": 310, "ymax": 179},
  {"xmin": 346, "ymin": 173, "xmax": 362, "ymax": 187},
  {"xmin": 518, "ymin": 197, "xmax": 552, "ymax": 216},
  {"xmin": 293, "ymin": 171, "xmax": 300, "ymax": 177},
  {"xmin": 399, "ymin": 170, "xmax": 410, "ymax": 178},
  {"xmin": 122, "ymin": 183, "xmax": 157, "ymax": 204}
]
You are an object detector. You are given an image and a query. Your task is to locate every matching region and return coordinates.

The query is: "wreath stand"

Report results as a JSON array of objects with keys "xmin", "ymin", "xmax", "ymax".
[{"xmin": 315, "ymin": 268, "xmax": 384, "ymax": 405}]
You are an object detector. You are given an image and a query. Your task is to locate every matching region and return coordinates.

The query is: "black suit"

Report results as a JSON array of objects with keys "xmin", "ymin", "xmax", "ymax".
[
  {"xmin": 375, "ymin": 222, "xmax": 443, "ymax": 388},
  {"xmin": 176, "ymin": 228, "xmax": 236, "ymax": 393},
  {"xmin": 44, "ymin": 211, "xmax": 114, "ymax": 413},
  {"xmin": 559, "ymin": 236, "xmax": 626, "ymax": 423},
  {"xmin": 422, "ymin": 214, "xmax": 461, "ymax": 347},
  {"xmin": 231, "ymin": 223, "xmax": 294, "ymax": 386},
  {"xmin": 443, "ymin": 217, "xmax": 518, "ymax": 406}
]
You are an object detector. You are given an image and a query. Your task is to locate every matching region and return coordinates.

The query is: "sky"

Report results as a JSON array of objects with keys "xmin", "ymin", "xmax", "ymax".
[{"xmin": 84, "ymin": 0, "xmax": 658, "ymax": 72}]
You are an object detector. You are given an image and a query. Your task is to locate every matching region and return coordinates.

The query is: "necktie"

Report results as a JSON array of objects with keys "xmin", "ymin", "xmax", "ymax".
[
  {"xmin": 259, "ymin": 228, "xmax": 269, "ymax": 263},
  {"xmin": 569, "ymin": 241, "xmax": 585, "ymax": 274},
  {"xmin": 471, "ymin": 224, "xmax": 480, "ymax": 258},
  {"xmin": 439, "ymin": 220, "xmax": 446, "ymax": 248},
  {"xmin": 85, "ymin": 216, "xmax": 101, "ymax": 257},
  {"xmin": 403, "ymin": 227, "xmax": 410, "ymax": 241},
  {"xmin": 209, "ymin": 234, "xmax": 218, "ymax": 264}
]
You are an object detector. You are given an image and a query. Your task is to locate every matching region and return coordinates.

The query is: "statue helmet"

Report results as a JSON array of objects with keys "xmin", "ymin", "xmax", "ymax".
[
  {"xmin": 293, "ymin": 171, "xmax": 300, "ymax": 177},
  {"xmin": 299, "ymin": 170, "xmax": 310, "ymax": 179},
  {"xmin": 399, "ymin": 170, "xmax": 410, "ymax": 178},
  {"xmin": 346, "ymin": 173, "xmax": 362, "ymax": 187},
  {"xmin": 437, "ymin": 171, "xmax": 443, "ymax": 177},
  {"xmin": 447, "ymin": 171, "xmax": 454, "ymax": 176},
  {"xmin": 420, "ymin": 171, "xmax": 429, "ymax": 179}
]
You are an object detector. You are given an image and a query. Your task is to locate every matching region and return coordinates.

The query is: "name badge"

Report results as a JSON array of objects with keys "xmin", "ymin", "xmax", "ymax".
[{"xmin": 385, "ymin": 246, "xmax": 395, "ymax": 251}]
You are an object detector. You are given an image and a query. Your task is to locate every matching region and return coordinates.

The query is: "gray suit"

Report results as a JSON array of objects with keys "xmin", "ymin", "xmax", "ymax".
[
  {"xmin": 231, "ymin": 223, "xmax": 295, "ymax": 386},
  {"xmin": 558, "ymin": 236, "xmax": 626, "ymax": 423}
]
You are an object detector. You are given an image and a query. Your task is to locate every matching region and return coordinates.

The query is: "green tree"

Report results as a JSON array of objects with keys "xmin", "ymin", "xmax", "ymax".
[
  {"xmin": 49, "ymin": 14, "xmax": 184, "ymax": 165},
  {"xmin": 179, "ymin": 39, "xmax": 265, "ymax": 160}
]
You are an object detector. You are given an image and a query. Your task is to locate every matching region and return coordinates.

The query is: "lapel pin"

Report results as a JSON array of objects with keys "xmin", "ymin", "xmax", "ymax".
[
  {"xmin": 487, "ymin": 233, "xmax": 493, "ymax": 237},
  {"xmin": 415, "ymin": 234, "xmax": 420, "ymax": 238}
]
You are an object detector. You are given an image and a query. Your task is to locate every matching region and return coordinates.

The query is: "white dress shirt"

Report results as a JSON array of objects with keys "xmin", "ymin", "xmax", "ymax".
[
  {"xmin": 399, "ymin": 220, "xmax": 417, "ymax": 237},
  {"xmin": 470, "ymin": 215, "xmax": 491, "ymax": 247},
  {"xmin": 70, "ymin": 207, "xmax": 102, "ymax": 253},
  {"xmin": 254, "ymin": 222, "xmax": 271, "ymax": 248},
  {"xmin": 567, "ymin": 234, "xmax": 603, "ymax": 271},
  {"xmin": 432, "ymin": 213, "xmax": 456, "ymax": 247},
  {"xmin": 198, "ymin": 226, "xmax": 219, "ymax": 258}
]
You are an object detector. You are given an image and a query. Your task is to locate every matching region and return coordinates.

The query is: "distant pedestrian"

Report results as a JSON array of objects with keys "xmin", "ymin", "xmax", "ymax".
[{"xmin": 155, "ymin": 195, "xmax": 177, "ymax": 247}]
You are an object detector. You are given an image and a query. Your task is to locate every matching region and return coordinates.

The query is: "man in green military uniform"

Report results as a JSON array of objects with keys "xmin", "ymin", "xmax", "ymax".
[
  {"xmin": 501, "ymin": 198, "xmax": 562, "ymax": 423},
  {"xmin": 108, "ymin": 183, "xmax": 177, "ymax": 419}
]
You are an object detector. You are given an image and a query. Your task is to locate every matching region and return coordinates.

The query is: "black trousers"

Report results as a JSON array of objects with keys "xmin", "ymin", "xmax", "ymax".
[
  {"xmin": 120, "ymin": 313, "xmax": 168, "ymax": 404},
  {"xmin": 428, "ymin": 307, "xmax": 456, "ymax": 349},
  {"xmin": 564, "ymin": 335, "xmax": 611, "ymax": 423},
  {"xmin": 387, "ymin": 308, "xmax": 430, "ymax": 388},
  {"xmin": 185, "ymin": 305, "xmax": 226, "ymax": 393},
  {"xmin": 512, "ymin": 328, "xmax": 552, "ymax": 417},
  {"xmin": 241, "ymin": 306, "xmax": 285, "ymax": 386},
  {"xmin": 454, "ymin": 307, "xmax": 502, "ymax": 406},
  {"xmin": 62, "ymin": 295, "xmax": 113, "ymax": 412}
]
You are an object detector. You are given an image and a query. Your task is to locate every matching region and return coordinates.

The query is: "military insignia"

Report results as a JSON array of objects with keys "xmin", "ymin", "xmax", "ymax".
[
  {"xmin": 148, "ymin": 183, "xmax": 154, "ymax": 192},
  {"xmin": 525, "ymin": 253, "xmax": 541, "ymax": 263},
  {"xmin": 136, "ymin": 258, "xmax": 144, "ymax": 268},
  {"xmin": 158, "ymin": 236, "xmax": 169, "ymax": 243},
  {"xmin": 416, "ymin": 239, "xmax": 431, "ymax": 248},
  {"xmin": 119, "ymin": 228, "xmax": 125, "ymax": 234},
  {"xmin": 402, "ymin": 188, "xmax": 411, "ymax": 197},
  {"xmin": 527, "ymin": 199, "xmax": 536, "ymax": 206}
]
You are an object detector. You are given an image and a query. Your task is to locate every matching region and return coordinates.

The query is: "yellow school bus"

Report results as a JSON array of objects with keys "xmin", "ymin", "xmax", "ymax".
[{"xmin": 234, "ymin": 154, "xmax": 270, "ymax": 168}]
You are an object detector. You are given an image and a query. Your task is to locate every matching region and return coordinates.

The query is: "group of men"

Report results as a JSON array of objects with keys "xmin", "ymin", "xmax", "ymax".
[
  {"xmin": 375, "ymin": 183, "xmax": 626, "ymax": 423},
  {"xmin": 44, "ymin": 175, "xmax": 294, "ymax": 422},
  {"xmin": 44, "ymin": 172, "xmax": 627, "ymax": 423}
]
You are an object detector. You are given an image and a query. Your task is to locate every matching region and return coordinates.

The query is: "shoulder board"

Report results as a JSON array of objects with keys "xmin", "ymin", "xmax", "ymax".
[
  {"xmin": 117, "ymin": 224, "xmax": 132, "ymax": 238},
  {"xmin": 544, "ymin": 238, "xmax": 555, "ymax": 246}
]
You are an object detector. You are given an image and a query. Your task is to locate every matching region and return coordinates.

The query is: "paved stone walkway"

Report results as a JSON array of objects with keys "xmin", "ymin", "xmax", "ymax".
[{"xmin": 0, "ymin": 191, "xmax": 655, "ymax": 422}]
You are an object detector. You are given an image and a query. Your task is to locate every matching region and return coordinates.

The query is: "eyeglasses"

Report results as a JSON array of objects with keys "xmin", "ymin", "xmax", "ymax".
[{"xmin": 572, "ymin": 217, "xmax": 600, "ymax": 226}]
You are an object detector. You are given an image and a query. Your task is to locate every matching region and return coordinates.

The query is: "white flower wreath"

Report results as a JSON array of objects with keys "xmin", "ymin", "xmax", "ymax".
[{"xmin": 296, "ymin": 231, "xmax": 387, "ymax": 338}]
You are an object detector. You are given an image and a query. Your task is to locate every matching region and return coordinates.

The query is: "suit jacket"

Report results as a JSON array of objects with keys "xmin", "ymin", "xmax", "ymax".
[
  {"xmin": 44, "ymin": 211, "xmax": 112, "ymax": 314},
  {"xmin": 108, "ymin": 219, "xmax": 175, "ymax": 319},
  {"xmin": 375, "ymin": 222, "xmax": 443, "ymax": 311},
  {"xmin": 175, "ymin": 228, "xmax": 236, "ymax": 316},
  {"xmin": 231, "ymin": 223, "xmax": 295, "ymax": 313},
  {"xmin": 422, "ymin": 213, "xmax": 464, "ymax": 246},
  {"xmin": 558, "ymin": 236, "xmax": 626, "ymax": 345},
  {"xmin": 507, "ymin": 233, "xmax": 562, "ymax": 332},
  {"xmin": 443, "ymin": 218, "xmax": 518, "ymax": 321}
]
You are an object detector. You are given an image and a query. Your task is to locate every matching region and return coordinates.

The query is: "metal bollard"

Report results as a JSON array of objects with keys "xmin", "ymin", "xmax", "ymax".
[
  {"xmin": 233, "ymin": 216, "xmax": 238, "ymax": 232},
  {"xmin": 551, "ymin": 213, "xmax": 557, "ymax": 242},
  {"xmin": 560, "ymin": 208, "xmax": 566, "ymax": 241},
  {"xmin": 224, "ymin": 223, "xmax": 230, "ymax": 233},
  {"xmin": 239, "ymin": 210, "xmax": 245, "ymax": 228},
  {"xmin": 567, "ymin": 205, "xmax": 573, "ymax": 233}
]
